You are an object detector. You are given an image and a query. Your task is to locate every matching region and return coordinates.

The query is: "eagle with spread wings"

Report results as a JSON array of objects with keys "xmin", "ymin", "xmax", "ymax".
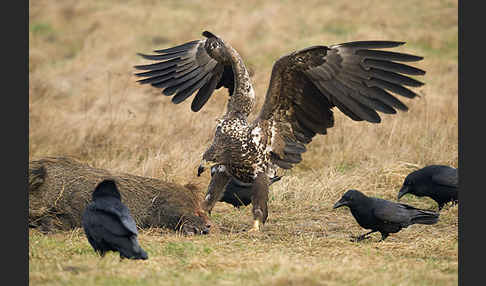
[{"xmin": 134, "ymin": 31, "xmax": 425, "ymax": 231}]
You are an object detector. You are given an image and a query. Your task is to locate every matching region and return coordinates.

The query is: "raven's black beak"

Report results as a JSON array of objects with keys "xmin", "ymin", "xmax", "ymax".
[
  {"xmin": 197, "ymin": 165, "xmax": 205, "ymax": 177},
  {"xmin": 333, "ymin": 198, "xmax": 348, "ymax": 209},
  {"xmin": 397, "ymin": 186, "xmax": 409, "ymax": 201}
]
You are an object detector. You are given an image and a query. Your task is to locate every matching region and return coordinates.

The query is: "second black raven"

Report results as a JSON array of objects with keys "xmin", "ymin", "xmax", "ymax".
[
  {"xmin": 333, "ymin": 189, "xmax": 439, "ymax": 241},
  {"xmin": 82, "ymin": 179, "xmax": 148, "ymax": 260},
  {"xmin": 398, "ymin": 165, "xmax": 458, "ymax": 210},
  {"xmin": 202, "ymin": 165, "xmax": 282, "ymax": 213}
]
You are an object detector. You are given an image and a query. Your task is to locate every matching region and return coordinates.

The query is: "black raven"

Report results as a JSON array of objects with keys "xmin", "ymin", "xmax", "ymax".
[
  {"xmin": 333, "ymin": 189, "xmax": 439, "ymax": 241},
  {"xmin": 202, "ymin": 165, "xmax": 282, "ymax": 212},
  {"xmin": 398, "ymin": 165, "xmax": 458, "ymax": 210},
  {"xmin": 82, "ymin": 179, "xmax": 148, "ymax": 260},
  {"xmin": 221, "ymin": 176, "xmax": 281, "ymax": 208}
]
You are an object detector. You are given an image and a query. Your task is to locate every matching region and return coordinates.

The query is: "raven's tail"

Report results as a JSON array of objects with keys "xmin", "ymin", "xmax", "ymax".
[
  {"xmin": 119, "ymin": 236, "xmax": 148, "ymax": 260},
  {"xmin": 411, "ymin": 210, "xmax": 440, "ymax": 225}
]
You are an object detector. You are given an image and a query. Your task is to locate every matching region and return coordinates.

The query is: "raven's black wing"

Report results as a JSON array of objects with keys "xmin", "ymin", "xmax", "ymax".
[
  {"xmin": 431, "ymin": 166, "xmax": 458, "ymax": 188},
  {"xmin": 82, "ymin": 205, "xmax": 147, "ymax": 259},
  {"xmin": 93, "ymin": 198, "xmax": 139, "ymax": 235},
  {"xmin": 372, "ymin": 199, "xmax": 438, "ymax": 226}
]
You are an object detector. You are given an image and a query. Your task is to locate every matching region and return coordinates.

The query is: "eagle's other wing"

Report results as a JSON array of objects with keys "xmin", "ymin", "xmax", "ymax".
[
  {"xmin": 134, "ymin": 31, "xmax": 234, "ymax": 112},
  {"xmin": 255, "ymin": 41, "xmax": 425, "ymax": 169}
]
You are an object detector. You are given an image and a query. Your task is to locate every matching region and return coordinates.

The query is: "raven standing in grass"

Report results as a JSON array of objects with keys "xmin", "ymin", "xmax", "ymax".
[
  {"xmin": 333, "ymin": 189, "xmax": 439, "ymax": 241},
  {"xmin": 82, "ymin": 179, "xmax": 148, "ymax": 260},
  {"xmin": 398, "ymin": 165, "xmax": 458, "ymax": 210}
]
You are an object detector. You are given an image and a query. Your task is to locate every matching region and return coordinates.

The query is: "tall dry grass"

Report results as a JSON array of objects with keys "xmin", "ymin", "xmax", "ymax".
[
  {"xmin": 29, "ymin": 0, "xmax": 457, "ymax": 179},
  {"xmin": 29, "ymin": 0, "xmax": 458, "ymax": 285}
]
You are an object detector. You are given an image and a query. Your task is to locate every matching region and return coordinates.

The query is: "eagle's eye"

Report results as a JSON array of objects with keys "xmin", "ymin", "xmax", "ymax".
[{"xmin": 210, "ymin": 42, "xmax": 219, "ymax": 50}]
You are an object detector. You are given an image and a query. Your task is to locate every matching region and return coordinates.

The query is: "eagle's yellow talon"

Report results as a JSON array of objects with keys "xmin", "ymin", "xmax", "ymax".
[{"xmin": 248, "ymin": 220, "xmax": 261, "ymax": 232}]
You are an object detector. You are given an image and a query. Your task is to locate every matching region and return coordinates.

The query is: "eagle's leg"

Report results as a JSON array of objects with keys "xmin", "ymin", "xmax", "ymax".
[
  {"xmin": 249, "ymin": 172, "xmax": 270, "ymax": 232},
  {"xmin": 201, "ymin": 170, "xmax": 231, "ymax": 215}
]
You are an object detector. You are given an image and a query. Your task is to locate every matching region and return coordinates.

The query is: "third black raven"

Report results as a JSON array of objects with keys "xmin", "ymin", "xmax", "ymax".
[
  {"xmin": 82, "ymin": 179, "xmax": 148, "ymax": 260},
  {"xmin": 201, "ymin": 164, "xmax": 282, "ymax": 213},
  {"xmin": 398, "ymin": 165, "xmax": 458, "ymax": 210},
  {"xmin": 333, "ymin": 189, "xmax": 439, "ymax": 241}
]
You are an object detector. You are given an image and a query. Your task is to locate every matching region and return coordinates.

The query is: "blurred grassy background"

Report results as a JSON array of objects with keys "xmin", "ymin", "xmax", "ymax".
[{"xmin": 29, "ymin": 0, "xmax": 458, "ymax": 285}]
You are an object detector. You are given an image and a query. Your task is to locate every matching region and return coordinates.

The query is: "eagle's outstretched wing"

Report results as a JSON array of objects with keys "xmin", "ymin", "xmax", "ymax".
[
  {"xmin": 134, "ymin": 31, "xmax": 234, "ymax": 112},
  {"xmin": 255, "ymin": 41, "xmax": 425, "ymax": 169}
]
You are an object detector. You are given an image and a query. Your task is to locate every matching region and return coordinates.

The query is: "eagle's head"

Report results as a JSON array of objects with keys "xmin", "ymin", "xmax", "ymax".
[{"xmin": 198, "ymin": 140, "xmax": 227, "ymax": 176}]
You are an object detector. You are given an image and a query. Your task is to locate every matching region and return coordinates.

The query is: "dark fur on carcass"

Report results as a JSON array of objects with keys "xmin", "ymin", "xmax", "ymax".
[{"xmin": 28, "ymin": 157, "xmax": 211, "ymax": 235}]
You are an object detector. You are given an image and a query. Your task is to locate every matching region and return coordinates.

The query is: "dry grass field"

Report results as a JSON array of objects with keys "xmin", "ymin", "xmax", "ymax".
[{"xmin": 29, "ymin": 0, "xmax": 458, "ymax": 285}]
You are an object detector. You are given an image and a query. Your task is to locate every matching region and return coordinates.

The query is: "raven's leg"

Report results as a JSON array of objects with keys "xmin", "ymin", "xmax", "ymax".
[
  {"xmin": 351, "ymin": 230, "xmax": 377, "ymax": 242},
  {"xmin": 438, "ymin": 203, "xmax": 444, "ymax": 211},
  {"xmin": 201, "ymin": 170, "xmax": 231, "ymax": 215},
  {"xmin": 97, "ymin": 249, "xmax": 106, "ymax": 257},
  {"xmin": 379, "ymin": 232, "xmax": 389, "ymax": 242},
  {"xmin": 249, "ymin": 173, "xmax": 270, "ymax": 232}
]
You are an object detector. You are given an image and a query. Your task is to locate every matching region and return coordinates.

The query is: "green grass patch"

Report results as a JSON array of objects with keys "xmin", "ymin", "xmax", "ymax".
[{"xmin": 30, "ymin": 22, "xmax": 54, "ymax": 35}]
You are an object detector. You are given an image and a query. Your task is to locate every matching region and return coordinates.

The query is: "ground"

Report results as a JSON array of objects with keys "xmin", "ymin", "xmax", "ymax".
[{"xmin": 29, "ymin": 0, "xmax": 458, "ymax": 285}]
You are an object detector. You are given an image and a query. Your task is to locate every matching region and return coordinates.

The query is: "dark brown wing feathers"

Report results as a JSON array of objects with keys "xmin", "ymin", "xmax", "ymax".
[
  {"xmin": 134, "ymin": 37, "xmax": 234, "ymax": 112},
  {"xmin": 191, "ymin": 65, "xmax": 224, "ymax": 111},
  {"xmin": 134, "ymin": 35, "xmax": 424, "ymax": 172},
  {"xmin": 153, "ymin": 40, "xmax": 200, "ymax": 54},
  {"xmin": 258, "ymin": 40, "xmax": 424, "ymax": 169}
]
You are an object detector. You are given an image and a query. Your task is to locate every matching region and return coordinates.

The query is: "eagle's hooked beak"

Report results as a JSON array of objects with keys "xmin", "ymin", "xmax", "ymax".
[
  {"xmin": 197, "ymin": 160, "xmax": 211, "ymax": 177},
  {"xmin": 197, "ymin": 165, "xmax": 205, "ymax": 177}
]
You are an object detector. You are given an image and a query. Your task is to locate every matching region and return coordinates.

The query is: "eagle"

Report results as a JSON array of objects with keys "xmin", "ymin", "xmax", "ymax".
[{"xmin": 134, "ymin": 31, "xmax": 425, "ymax": 231}]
